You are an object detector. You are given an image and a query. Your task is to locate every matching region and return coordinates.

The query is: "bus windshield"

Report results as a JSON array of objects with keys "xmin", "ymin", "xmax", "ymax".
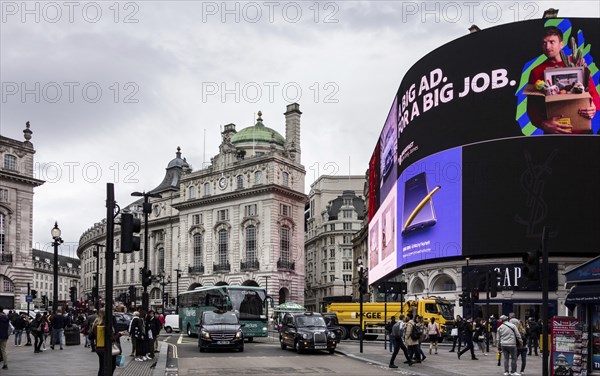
[
  {"xmin": 228, "ymin": 289, "xmax": 266, "ymax": 320},
  {"xmin": 437, "ymin": 302, "xmax": 454, "ymax": 320}
]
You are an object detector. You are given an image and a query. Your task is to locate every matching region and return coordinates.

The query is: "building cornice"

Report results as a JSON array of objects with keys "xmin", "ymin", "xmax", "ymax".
[
  {"xmin": 173, "ymin": 183, "xmax": 307, "ymax": 210},
  {"xmin": 0, "ymin": 170, "xmax": 44, "ymax": 187}
]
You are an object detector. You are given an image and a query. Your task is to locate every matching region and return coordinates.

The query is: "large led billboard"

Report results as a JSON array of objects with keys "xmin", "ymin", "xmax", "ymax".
[{"xmin": 368, "ymin": 17, "xmax": 600, "ymax": 285}]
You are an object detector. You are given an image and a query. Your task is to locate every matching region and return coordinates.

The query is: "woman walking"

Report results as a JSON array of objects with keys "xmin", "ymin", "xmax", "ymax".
[
  {"xmin": 31, "ymin": 313, "xmax": 44, "ymax": 353},
  {"xmin": 427, "ymin": 317, "xmax": 440, "ymax": 354},
  {"xmin": 91, "ymin": 308, "xmax": 121, "ymax": 376}
]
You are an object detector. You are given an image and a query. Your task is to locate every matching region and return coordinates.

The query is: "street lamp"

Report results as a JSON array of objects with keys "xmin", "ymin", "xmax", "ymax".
[
  {"xmin": 264, "ymin": 276, "xmax": 270, "ymax": 328},
  {"xmin": 51, "ymin": 222, "xmax": 63, "ymax": 314},
  {"xmin": 131, "ymin": 190, "xmax": 162, "ymax": 311},
  {"xmin": 92, "ymin": 243, "xmax": 104, "ymax": 310},
  {"xmin": 356, "ymin": 256, "xmax": 365, "ymax": 353}
]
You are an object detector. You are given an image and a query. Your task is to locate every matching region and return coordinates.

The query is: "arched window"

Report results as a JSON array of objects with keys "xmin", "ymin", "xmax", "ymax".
[
  {"xmin": 236, "ymin": 175, "xmax": 244, "ymax": 189},
  {"xmin": 204, "ymin": 182, "xmax": 211, "ymax": 196},
  {"xmin": 412, "ymin": 278, "xmax": 425, "ymax": 294},
  {"xmin": 218, "ymin": 229, "xmax": 228, "ymax": 266},
  {"xmin": 431, "ymin": 275, "xmax": 456, "ymax": 292},
  {"xmin": 280, "ymin": 225, "xmax": 290, "ymax": 263},
  {"xmin": 246, "ymin": 225, "xmax": 256, "ymax": 262},
  {"xmin": 188, "ymin": 185, "xmax": 196, "ymax": 199},
  {"xmin": 193, "ymin": 233, "xmax": 203, "ymax": 268}
]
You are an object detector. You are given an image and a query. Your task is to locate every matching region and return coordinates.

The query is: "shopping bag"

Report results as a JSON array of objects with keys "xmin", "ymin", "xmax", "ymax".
[
  {"xmin": 451, "ymin": 328, "xmax": 458, "ymax": 336},
  {"xmin": 116, "ymin": 354, "xmax": 126, "ymax": 368}
]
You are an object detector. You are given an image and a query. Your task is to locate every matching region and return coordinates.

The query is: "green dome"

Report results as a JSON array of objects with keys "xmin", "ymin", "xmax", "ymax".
[{"xmin": 230, "ymin": 111, "xmax": 285, "ymax": 146}]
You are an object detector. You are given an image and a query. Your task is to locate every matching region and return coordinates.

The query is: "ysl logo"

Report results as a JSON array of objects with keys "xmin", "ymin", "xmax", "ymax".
[{"xmin": 514, "ymin": 149, "xmax": 558, "ymax": 237}]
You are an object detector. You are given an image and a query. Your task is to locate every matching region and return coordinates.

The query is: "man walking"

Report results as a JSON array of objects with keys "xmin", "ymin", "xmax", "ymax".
[
  {"xmin": 50, "ymin": 308, "xmax": 66, "ymax": 350},
  {"xmin": 526, "ymin": 317, "xmax": 540, "ymax": 356},
  {"xmin": 386, "ymin": 316, "xmax": 396, "ymax": 354},
  {"xmin": 498, "ymin": 314, "xmax": 522, "ymax": 376},
  {"xmin": 457, "ymin": 316, "xmax": 478, "ymax": 360},
  {"xmin": 404, "ymin": 313, "xmax": 421, "ymax": 363},
  {"xmin": 0, "ymin": 306, "xmax": 10, "ymax": 369},
  {"xmin": 389, "ymin": 315, "xmax": 413, "ymax": 368}
]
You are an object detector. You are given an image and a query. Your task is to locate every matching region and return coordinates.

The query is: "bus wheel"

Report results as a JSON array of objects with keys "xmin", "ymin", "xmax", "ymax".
[
  {"xmin": 349, "ymin": 326, "xmax": 361, "ymax": 341},
  {"xmin": 339, "ymin": 326, "xmax": 349, "ymax": 340},
  {"xmin": 165, "ymin": 326, "xmax": 172, "ymax": 334}
]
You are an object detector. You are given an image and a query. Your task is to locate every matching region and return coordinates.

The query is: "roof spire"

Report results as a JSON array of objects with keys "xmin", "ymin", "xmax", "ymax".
[
  {"xmin": 176, "ymin": 146, "xmax": 181, "ymax": 158},
  {"xmin": 256, "ymin": 111, "xmax": 263, "ymax": 127}
]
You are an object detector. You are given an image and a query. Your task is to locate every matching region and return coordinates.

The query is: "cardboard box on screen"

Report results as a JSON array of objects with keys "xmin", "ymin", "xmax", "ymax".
[{"xmin": 524, "ymin": 84, "xmax": 592, "ymax": 132}]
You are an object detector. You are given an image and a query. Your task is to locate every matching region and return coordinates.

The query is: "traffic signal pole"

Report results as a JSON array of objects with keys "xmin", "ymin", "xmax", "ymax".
[
  {"xmin": 104, "ymin": 183, "xmax": 116, "ymax": 376},
  {"xmin": 541, "ymin": 226, "xmax": 549, "ymax": 376}
]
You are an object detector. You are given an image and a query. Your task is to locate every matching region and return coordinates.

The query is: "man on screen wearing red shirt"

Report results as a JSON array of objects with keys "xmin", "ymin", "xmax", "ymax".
[{"xmin": 527, "ymin": 26, "xmax": 599, "ymax": 134}]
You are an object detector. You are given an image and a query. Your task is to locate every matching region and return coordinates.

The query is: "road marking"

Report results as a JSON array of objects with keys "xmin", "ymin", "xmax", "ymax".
[{"xmin": 177, "ymin": 334, "xmax": 183, "ymax": 344}]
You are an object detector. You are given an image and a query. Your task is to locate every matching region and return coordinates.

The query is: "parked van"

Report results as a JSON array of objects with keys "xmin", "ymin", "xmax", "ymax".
[{"xmin": 164, "ymin": 314, "xmax": 180, "ymax": 333}]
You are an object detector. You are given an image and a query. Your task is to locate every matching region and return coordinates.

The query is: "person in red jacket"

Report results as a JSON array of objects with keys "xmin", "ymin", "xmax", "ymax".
[{"xmin": 527, "ymin": 26, "xmax": 599, "ymax": 134}]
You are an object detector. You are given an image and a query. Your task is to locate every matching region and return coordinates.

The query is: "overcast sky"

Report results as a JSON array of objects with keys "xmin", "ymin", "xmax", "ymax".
[{"xmin": 1, "ymin": 1, "xmax": 598, "ymax": 257}]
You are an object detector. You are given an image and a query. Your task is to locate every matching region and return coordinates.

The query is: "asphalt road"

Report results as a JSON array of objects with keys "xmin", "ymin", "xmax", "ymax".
[{"xmin": 163, "ymin": 334, "xmax": 408, "ymax": 376}]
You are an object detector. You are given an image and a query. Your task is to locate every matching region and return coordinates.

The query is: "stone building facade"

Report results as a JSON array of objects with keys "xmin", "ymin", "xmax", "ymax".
[
  {"xmin": 0, "ymin": 122, "xmax": 44, "ymax": 309},
  {"xmin": 77, "ymin": 104, "xmax": 306, "ymax": 311}
]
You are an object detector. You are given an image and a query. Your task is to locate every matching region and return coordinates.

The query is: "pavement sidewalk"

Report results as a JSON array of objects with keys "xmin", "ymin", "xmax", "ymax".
[
  {"xmin": 335, "ymin": 340, "xmax": 544, "ymax": 376},
  {"xmin": 1, "ymin": 332, "xmax": 167, "ymax": 376}
]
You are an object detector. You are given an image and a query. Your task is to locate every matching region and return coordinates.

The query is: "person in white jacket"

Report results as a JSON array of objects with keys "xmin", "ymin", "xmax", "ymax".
[{"xmin": 497, "ymin": 315, "xmax": 523, "ymax": 376}]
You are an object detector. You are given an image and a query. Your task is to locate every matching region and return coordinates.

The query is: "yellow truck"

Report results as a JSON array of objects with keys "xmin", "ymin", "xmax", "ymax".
[{"xmin": 326, "ymin": 297, "xmax": 455, "ymax": 340}]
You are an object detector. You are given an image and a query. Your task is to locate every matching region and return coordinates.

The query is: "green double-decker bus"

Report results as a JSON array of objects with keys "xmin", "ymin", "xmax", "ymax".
[{"xmin": 179, "ymin": 285, "xmax": 268, "ymax": 341}]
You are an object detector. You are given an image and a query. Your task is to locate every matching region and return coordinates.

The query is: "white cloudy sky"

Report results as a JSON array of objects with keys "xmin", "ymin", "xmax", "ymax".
[{"xmin": 1, "ymin": 1, "xmax": 598, "ymax": 256}]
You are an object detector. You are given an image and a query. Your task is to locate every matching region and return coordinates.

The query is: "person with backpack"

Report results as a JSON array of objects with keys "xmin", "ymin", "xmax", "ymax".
[
  {"xmin": 457, "ymin": 316, "xmax": 478, "ymax": 360},
  {"xmin": 414, "ymin": 316, "xmax": 427, "ymax": 361},
  {"xmin": 404, "ymin": 313, "xmax": 422, "ymax": 363},
  {"xmin": 13, "ymin": 314, "xmax": 25, "ymax": 346},
  {"xmin": 389, "ymin": 315, "xmax": 413, "ymax": 368}
]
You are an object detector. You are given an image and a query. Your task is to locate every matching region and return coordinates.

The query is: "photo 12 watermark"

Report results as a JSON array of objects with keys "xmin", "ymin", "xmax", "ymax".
[
  {"xmin": 34, "ymin": 161, "xmax": 140, "ymax": 183},
  {"xmin": 200, "ymin": 1, "xmax": 339, "ymax": 24},
  {"xmin": 399, "ymin": 1, "xmax": 540, "ymax": 24},
  {"xmin": 1, "ymin": 81, "xmax": 140, "ymax": 104},
  {"xmin": 1, "ymin": 1, "xmax": 140, "ymax": 24},
  {"xmin": 201, "ymin": 81, "xmax": 339, "ymax": 104}
]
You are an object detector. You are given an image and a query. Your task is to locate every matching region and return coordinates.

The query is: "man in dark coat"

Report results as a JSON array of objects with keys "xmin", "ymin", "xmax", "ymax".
[{"xmin": 0, "ymin": 306, "xmax": 11, "ymax": 369}]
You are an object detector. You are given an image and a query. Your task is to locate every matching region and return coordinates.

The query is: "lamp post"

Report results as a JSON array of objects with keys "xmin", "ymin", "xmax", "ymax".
[
  {"xmin": 264, "ymin": 276, "xmax": 270, "ymax": 329},
  {"xmin": 51, "ymin": 222, "xmax": 63, "ymax": 314},
  {"xmin": 132, "ymin": 191, "xmax": 162, "ymax": 311},
  {"xmin": 356, "ymin": 256, "xmax": 365, "ymax": 354},
  {"xmin": 159, "ymin": 273, "xmax": 171, "ymax": 314},
  {"xmin": 92, "ymin": 243, "xmax": 104, "ymax": 310},
  {"xmin": 174, "ymin": 268, "xmax": 182, "ymax": 314},
  {"xmin": 399, "ymin": 272, "xmax": 407, "ymax": 316}
]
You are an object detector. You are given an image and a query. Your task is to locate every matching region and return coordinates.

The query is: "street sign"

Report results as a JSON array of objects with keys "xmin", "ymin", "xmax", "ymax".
[{"xmin": 25, "ymin": 295, "xmax": 32, "ymax": 303}]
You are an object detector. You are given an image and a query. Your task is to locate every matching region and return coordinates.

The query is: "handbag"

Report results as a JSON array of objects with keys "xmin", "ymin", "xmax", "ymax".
[
  {"xmin": 111, "ymin": 342, "xmax": 121, "ymax": 356},
  {"xmin": 115, "ymin": 354, "xmax": 125, "ymax": 368},
  {"xmin": 451, "ymin": 328, "xmax": 458, "ymax": 336}
]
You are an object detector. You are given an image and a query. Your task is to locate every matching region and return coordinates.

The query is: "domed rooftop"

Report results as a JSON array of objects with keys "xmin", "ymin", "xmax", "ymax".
[
  {"xmin": 230, "ymin": 111, "xmax": 285, "ymax": 146},
  {"xmin": 167, "ymin": 146, "xmax": 188, "ymax": 169}
]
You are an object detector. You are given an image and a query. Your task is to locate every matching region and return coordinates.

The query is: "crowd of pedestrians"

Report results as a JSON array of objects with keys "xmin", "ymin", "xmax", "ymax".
[
  {"xmin": 0, "ymin": 305, "xmax": 166, "ymax": 374},
  {"xmin": 385, "ymin": 311, "xmax": 542, "ymax": 376}
]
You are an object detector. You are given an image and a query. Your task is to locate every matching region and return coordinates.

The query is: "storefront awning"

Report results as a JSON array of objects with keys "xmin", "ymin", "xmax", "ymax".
[{"xmin": 564, "ymin": 284, "xmax": 600, "ymax": 310}]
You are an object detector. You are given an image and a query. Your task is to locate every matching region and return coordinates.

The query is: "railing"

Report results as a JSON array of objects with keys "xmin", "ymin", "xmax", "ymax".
[
  {"xmin": 240, "ymin": 259, "xmax": 259, "ymax": 271},
  {"xmin": 213, "ymin": 262, "xmax": 231, "ymax": 273},
  {"xmin": 188, "ymin": 264, "xmax": 205, "ymax": 274},
  {"xmin": 0, "ymin": 253, "xmax": 12, "ymax": 263},
  {"xmin": 277, "ymin": 259, "xmax": 295, "ymax": 271}
]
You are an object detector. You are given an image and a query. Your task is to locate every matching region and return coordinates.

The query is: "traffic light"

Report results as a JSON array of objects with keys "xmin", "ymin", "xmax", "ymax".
[
  {"xmin": 142, "ymin": 268, "xmax": 152, "ymax": 287},
  {"xmin": 471, "ymin": 289, "xmax": 479, "ymax": 302},
  {"xmin": 120, "ymin": 213, "xmax": 141, "ymax": 253},
  {"xmin": 129, "ymin": 285, "xmax": 136, "ymax": 303},
  {"xmin": 358, "ymin": 270, "xmax": 368, "ymax": 294},
  {"xmin": 171, "ymin": 298, "xmax": 176, "ymax": 306},
  {"xmin": 42, "ymin": 295, "xmax": 47, "ymax": 306},
  {"xmin": 69, "ymin": 286, "xmax": 77, "ymax": 303},
  {"xmin": 459, "ymin": 291, "xmax": 470, "ymax": 307},
  {"xmin": 163, "ymin": 292, "xmax": 169, "ymax": 303},
  {"xmin": 522, "ymin": 249, "xmax": 540, "ymax": 281},
  {"xmin": 31, "ymin": 289, "xmax": 37, "ymax": 299},
  {"xmin": 489, "ymin": 270, "xmax": 503, "ymax": 298}
]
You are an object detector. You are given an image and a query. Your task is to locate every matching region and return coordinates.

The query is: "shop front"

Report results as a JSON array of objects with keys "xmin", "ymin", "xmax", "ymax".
[
  {"xmin": 565, "ymin": 256, "xmax": 600, "ymax": 376},
  {"xmin": 462, "ymin": 263, "xmax": 559, "ymax": 320}
]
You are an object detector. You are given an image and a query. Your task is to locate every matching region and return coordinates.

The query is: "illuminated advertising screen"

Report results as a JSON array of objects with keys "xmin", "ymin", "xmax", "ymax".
[
  {"xmin": 380, "ymin": 96, "xmax": 398, "ymax": 203},
  {"xmin": 369, "ymin": 181, "xmax": 397, "ymax": 284}
]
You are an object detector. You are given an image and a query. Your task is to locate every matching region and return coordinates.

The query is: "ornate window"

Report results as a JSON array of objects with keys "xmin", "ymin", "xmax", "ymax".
[
  {"xmin": 254, "ymin": 170, "xmax": 262, "ymax": 185},
  {"xmin": 0, "ymin": 213, "xmax": 5, "ymax": 254},
  {"xmin": 203, "ymin": 182, "xmax": 211, "ymax": 196},
  {"xmin": 236, "ymin": 175, "xmax": 244, "ymax": 189},
  {"xmin": 3, "ymin": 155, "xmax": 16, "ymax": 170},
  {"xmin": 193, "ymin": 233, "xmax": 203, "ymax": 268},
  {"xmin": 158, "ymin": 247, "xmax": 165, "ymax": 271},
  {"xmin": 218, "ymin": 229, "xmax": 228, "ymax": 265},
  {"xmin": 188, "ymin": 185, "xmax": 196, "ymax": 199},
  {"xmin": 245, "ymin": 225, "xmax": 256, "ymax": 262},
  {"xmin": 431, "ymin": 275, "xmax": 456, "ymax": 292},
  {"xmin": 280, "ymin": 225, "xmax": 290, "ymax": 263},
  {"xmin": 282, "ymin": 171, "xmax": 289, "ymax": 186}
]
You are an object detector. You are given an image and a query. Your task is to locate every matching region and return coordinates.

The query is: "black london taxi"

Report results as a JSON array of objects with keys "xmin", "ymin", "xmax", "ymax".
[
  {"xmin": 279, "ymin": 311, "xmax": 337, "ymax": 354},
  {"xmin": 322, "ymin": 312, "xmax": 343, "ymax": 341},
  {"xmin": 197, "ymin": 310, "xmax": 244, "ymax": 352}
]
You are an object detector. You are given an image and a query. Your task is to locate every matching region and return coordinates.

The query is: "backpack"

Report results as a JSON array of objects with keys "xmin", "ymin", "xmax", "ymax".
[
  {"xmin": 43, "ymin": 321, "xmax": 49, "ymax": 333},
  {"xmin": 410, "ymin": 323, "xmax": 423, "ymax": 341}
]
